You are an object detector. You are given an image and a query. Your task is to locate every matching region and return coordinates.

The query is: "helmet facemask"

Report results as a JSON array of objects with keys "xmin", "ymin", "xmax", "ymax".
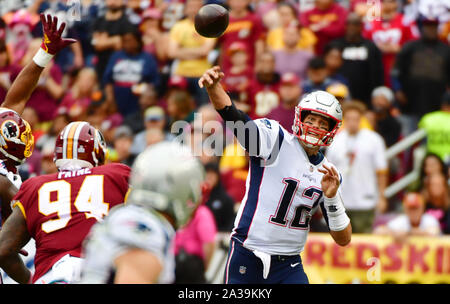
[{"xmin": 292, "ymin": 107, "xmax": 341, "ymax": 148}]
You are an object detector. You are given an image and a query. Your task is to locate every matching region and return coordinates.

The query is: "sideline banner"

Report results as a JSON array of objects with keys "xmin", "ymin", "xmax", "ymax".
[{"xmin": 301, "ymin": 233, "xmax": 450, "ymax": 284}]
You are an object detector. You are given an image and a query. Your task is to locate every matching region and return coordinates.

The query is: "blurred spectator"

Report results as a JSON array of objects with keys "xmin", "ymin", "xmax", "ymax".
[
  {"xmin": 3, "ymin": 9, "xmax": 39, "ymax": 65},
  {"xmin": 423, "ymin": 173, "xmax": 450, "ymax": 234},
  {"xmin": 123, "ymin": 83, "xmax": 159, "ymax": 134},
  {"xmin": 140, "ymin": 7, "xmax": 169, "ymax": 66},
  {"xmin": 91, "ymin": 0, "xmax": 133, "ymax": 81},
  {"xmin": 219, "ymin": 0, "xmax": 266, "ymax": 76},
  {"xmin": 323, "ymin": 42, "xmax": 349, "ymax": 86},
  {"xmin": 85, "ymin": 98, "xmax": 124, "ymax": 144},
  {"xmin": 266, "ymin": 1, "xmax": 317, "ymax": 53},
  {"xmin": 0, "ymin": 17, "xmax": 6, "ymax": 41},
  {"xmin": 349, "ymin": 0, "xmax": 372, "ymax": 20},
  {"xmin": 58, "ymin": 67, "xmax": 99, "ymax": 122},
  {"xmin": 326, "ymin": 82, "xmax": 350, "ymax": 104},
  {"xmin": 300, "ymin": 0, "xmax": 348, "ymax": 55},
  {"xmin": 272, "ymin": 24, "xmax": 314, "ymax": 81},
  {"xmin": 0, "ymin": 39, "xmax": 21, "ymax": 103},
  {"xmin": 21, "ymin": 39, "xmax": 64, "ymax": 123},
  {"xmin": 167, "ymin": 90, "xmax": 196, "ymax": 131},
  {"xmin": 374, "ymin": 192, "xmax": 441, "ymax": 239},
  {"xmin": 267, "ymin": 72, "xmax": 302, "ymax": 131},
  {"xmin": 174, "ymin": 203, "xmax": 217, "ymax": 284},
  {"xmin": 168, "ymin": 0, "xmax": 216, "ymax": 106},
  {"xmin": 332, "ymin": 13, "xmax": 384, "ymax": 106},
  {"xmin": 253, "ymin": 0, "xmax": 279, "ymax": 30},
  {"xmin": 416, "ymin": 153, "xmax": 449, "ymax": 192},
  {"xmin": 392, "ymin": 18, "xmax": 450, "ymax": 135},
  {"xmin": 39, "ymin": 139, "xmax": 57, "ymax": 175},
  {"xmin": 130, "ymin": 106, "xmax": 174, "ymax": 156},
  {"xmin": 363, "ymin": 0, "xmax": 419, "ymax": 88},
  {"xmin": 110, "ymin": 125, "xmax": 135, "ymax": 166},
  {"xmin": 368, "ymin": 86, "xmax": 402, "ymax": 148},
  {"xmin": 145, "ymin": 128, "xmax": 165, "ymax": 147},
  {"xmin": 417, "ymin": 92, "xmax": 450, "ymax": 165},
  {"xmin": 103, "ymin": 27, "xmax": 160, "ymax": 119},
  {"xmin": 302, "ymin": 56, "xmax": 334, "ymax": 93},
  {"xmin": 221, "ymin": 42, "xmax": 253, "ymax": 106},
  {"xmin": 35, "ymin": 110, "xmax": 69, "ymax": 153},
  {"xmin": 203, "ymin": 162, "xmax": 236, "ymax": 232},
  {"xmin": 248, "ymin": 51, "xmax": 281, "ymax": 118},
  {"xmin": 125, "ymin": 0, "xmax": 150, "ymax": 25},
  {"xmin": 161, "ymin": 0, "xmax": 185, "ymax": 32},
  {"xmin": 326, "ymin": 101, "xmax": 388, "ymax": 233}
]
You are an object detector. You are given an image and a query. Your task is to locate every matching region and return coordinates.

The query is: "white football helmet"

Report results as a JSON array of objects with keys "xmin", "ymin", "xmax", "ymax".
[
  {"xmin": 292, "ymin": 91, "xmax": 342, "ymax": 147},
  {"xmin": 126, "ymin": 142, "xmax": 205, "ymax": 228}
]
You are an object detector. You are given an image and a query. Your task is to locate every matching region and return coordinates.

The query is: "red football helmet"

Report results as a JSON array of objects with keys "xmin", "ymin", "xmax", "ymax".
[
  {"xmin": 0, "ymin": 108, "xmax": 34, "ymax": 169},
  {"xmin": 54, "ymin": 121, "xmax": 107, "ymax": 168}
]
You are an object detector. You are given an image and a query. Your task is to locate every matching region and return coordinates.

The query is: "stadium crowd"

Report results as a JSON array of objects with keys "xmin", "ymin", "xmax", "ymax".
[{"xmin": 0, "ymin": 0, "xmax": 449, "ymax": 283}]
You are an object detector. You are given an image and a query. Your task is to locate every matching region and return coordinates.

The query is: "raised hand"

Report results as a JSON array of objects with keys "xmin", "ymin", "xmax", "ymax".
[
  {"xmin": 318, "ymin": 164, "xmax": 340, "ymax": 198},
  {"xmin": 40, "ymin": 14, "xmax": 76, "ymax": 55},
  {"xmin": 198, "ymin": 66, "xmax": 225, "ymax": 89}
]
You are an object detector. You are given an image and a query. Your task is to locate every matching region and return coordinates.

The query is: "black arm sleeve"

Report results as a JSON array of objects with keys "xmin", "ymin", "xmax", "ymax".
[
  {"xmin": 216, "ymin": 102, "xmax": 251, "ymax": 124},
  {"xmin": 216, "ymin": 102, "xmax": 259, "ymax": 156}
]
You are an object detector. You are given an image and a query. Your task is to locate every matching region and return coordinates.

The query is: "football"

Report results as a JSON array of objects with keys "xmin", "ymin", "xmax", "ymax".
[{"xmin": 194, "ymin": 4, "xmax": 229, "ymax": 38}]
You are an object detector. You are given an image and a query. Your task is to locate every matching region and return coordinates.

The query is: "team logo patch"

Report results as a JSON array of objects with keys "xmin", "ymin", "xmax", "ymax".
[
  {"xmin": 262, "ymin": 119, "xmax": 272, "ymax": 129},
  {"xmin": 239, "ymin": 266, "xmax": 247, "ymax": 275},
  {"xmin": 1, "ymin": 120, "xmax": 20, "ymax": 141},
  {"xmin": 328, "ymin": 205, "xmax": 338, "ymax": 212}
]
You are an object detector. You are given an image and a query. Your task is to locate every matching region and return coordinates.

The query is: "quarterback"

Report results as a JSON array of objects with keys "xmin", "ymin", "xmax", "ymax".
[{"xmin": 199, "ymin": 66, "xmax": 352, "ymax": 284}]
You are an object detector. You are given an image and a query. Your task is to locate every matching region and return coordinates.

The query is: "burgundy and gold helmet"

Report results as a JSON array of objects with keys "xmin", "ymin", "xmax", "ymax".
[
  {"xmin": 54, "ymin": 121, "xmax": 107, "ymax": 168},
  {"xmin": 0, "ymin": 108, "xmax": 34, "ymax": 169}
]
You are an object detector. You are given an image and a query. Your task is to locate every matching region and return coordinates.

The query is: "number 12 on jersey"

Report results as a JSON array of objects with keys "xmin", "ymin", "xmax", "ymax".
[
  {"xmin": 269, "ymin": 178, "xmax": 322, "ymax": 229},
  {"xmin": 38, "ymin": 175, "xmax": 108, "ymax": 233}
]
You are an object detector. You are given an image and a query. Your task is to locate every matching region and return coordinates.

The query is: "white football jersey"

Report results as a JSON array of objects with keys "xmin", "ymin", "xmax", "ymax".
[
  {"xmin": 79, "ymin": 204, "xmax": 175, "ymax": 284},
  {"xmin": 231, "ymin": 119, "xmax": 342, "ymax": 255}
]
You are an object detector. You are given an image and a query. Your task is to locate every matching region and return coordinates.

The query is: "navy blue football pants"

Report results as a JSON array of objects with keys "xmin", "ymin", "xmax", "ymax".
[{"xmin": 223, "ymin": 240, "xmax": 309, "ymax": 284}]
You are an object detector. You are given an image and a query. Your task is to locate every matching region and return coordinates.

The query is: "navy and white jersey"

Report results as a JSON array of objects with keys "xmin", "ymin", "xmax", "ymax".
[
  {"xmin": 231, "ymin": 118, "xmax": 342, "ymax": 256},
  {"xmin": 79, "ymin": 204, "xmax": 175, "ymax": 284}
]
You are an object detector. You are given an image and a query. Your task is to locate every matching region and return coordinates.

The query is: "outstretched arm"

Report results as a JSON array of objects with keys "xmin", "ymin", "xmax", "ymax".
[{"xmin": 0, "ymin": 14, "xmax": 76, "ymax": 115}]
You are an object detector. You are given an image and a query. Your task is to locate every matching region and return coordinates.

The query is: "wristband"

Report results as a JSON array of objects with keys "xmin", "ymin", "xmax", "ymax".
[
  {"xmin": 324, "ymin": 194, "xmax": 350, "ymax": 231},
  {"xmin": 32, "ymin": 48, "xmax": 54, "ymax": 68}
]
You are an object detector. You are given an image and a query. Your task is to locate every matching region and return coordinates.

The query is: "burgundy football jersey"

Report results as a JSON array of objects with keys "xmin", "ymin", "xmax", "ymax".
[{"xmin": 12, "ymin": 163, "xmax": 130, "ymax": 282}]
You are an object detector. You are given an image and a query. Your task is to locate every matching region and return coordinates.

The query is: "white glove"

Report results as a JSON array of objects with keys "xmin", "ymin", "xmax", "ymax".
[{"xmin": 6, "ymin": 171, "xmax": 22, "ymax": 190}]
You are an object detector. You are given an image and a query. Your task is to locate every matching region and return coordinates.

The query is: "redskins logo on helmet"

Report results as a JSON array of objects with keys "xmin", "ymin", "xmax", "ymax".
[
  {"xmin": 292, "ymin": 91, "xmax": 342, "ymax": 147},
  {"xmin": 54, "ymin": 121, "xmax": 108, "ymax": 168},
  {"xmin": 0, "ymin": 108, "xmax": 34, "ymax": 168}
]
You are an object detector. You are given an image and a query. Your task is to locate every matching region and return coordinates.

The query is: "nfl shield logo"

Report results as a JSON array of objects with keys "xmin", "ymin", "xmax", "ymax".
[{"xmin": 239, "ymin": 266, "xmax": 246, "ymax": 275}]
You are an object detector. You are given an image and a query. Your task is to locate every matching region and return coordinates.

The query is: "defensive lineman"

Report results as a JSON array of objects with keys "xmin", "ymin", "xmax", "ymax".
[{"xmin": 199, "ymin": 66, "xmax": 352, "ymax": 284}]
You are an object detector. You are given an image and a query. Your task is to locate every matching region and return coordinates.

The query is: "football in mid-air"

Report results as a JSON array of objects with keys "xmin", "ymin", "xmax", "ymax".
[{"xmin": 194, "ymin": 4, "xmax": 229, "ymax": 38}]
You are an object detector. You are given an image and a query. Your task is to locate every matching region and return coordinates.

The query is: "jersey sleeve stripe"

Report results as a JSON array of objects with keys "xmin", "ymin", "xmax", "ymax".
[
  {"xmin": 12, "ymin": 201, "xmax": 27, "ymax": 220},
  {"xmin": 231, "ymin": 157, "xmax": 265, "ymax": 244},
  {"xmin": 66, "ymin": 122, "xmax": 82, "ymax": 159},
  {"xmin": 123, "ymin": 188, "xmax": 131, "ymax": 204}
]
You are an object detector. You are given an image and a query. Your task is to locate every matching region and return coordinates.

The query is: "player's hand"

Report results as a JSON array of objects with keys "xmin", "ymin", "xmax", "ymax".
[
  {"xmin": 318, "ymin": 164, "xmax": 340, "ymax": 198},
  {"xmin": 198, "ymin": 66, "xmax": 225, "ymax": 89},
  {"xmin": 40, "ymin": 14, "xmax": 76, "ymax": 55}
]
